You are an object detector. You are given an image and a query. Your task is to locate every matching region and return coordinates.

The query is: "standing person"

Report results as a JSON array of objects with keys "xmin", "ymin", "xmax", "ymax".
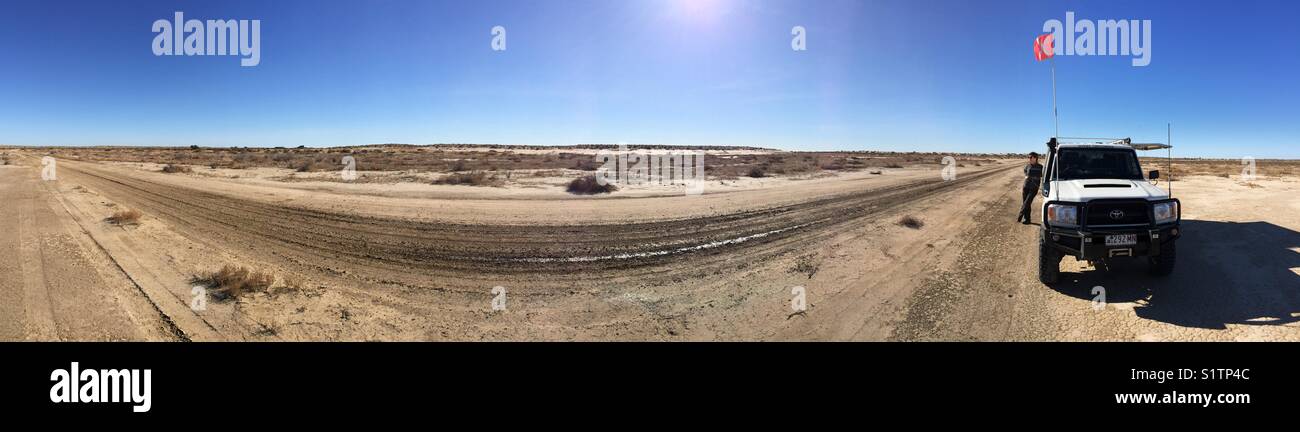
[{"xmin": 1018, "ymin": 152, "xmax": 1044, "ymax": 224}]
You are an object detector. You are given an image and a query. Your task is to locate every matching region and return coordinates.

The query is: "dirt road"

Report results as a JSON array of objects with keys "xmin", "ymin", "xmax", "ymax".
[
  {"xmin": 2, "ymin": 152, "xmax": 1296, "ymax": 341},
  {"xmin": 54, "ymin": 159, "xmax": 1014, "ymax": 275},
  {"xmin": 6, "ymin": 154, "xmax": 1022, "ymax": 340},
  {"xmin": 0, "ymin": 165, "xmax": 176, "ymax": 341}
]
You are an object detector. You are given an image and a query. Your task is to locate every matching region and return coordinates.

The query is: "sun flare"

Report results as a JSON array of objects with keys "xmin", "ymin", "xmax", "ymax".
[{"xmin": 670, "ymin": 0, "xmax": 727, "ymax": 24}]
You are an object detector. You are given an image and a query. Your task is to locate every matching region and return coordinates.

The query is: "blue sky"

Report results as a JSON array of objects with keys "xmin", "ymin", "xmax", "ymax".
[{"xmin": 0, "ymin": 0, "xmax": 1296, "ymax": 157}]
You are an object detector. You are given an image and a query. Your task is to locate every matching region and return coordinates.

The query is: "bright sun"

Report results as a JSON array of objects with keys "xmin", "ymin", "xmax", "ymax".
[{"xmin": 671, "ymin": 0, "xmax": 726, "ymax": 23}]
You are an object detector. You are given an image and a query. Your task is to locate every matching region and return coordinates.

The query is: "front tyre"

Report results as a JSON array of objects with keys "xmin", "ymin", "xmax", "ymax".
[
  {"xmin": 1148, "ymin": 239, "xmax": 1177, "ymax": 276},
  {"xmin": 1038, "ymin": 229, "xmax": 1061, "ymax": 284}
]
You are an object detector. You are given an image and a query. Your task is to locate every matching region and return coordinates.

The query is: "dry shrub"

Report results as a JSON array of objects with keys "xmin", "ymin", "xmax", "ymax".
[
  {"xmin": 897, "ymin": 215, "xmax": 924, "ymax": 229},
  {"xmin": 160, "ymin": 164, "xmax": 192, "ymax": 174},
  {"xmin": 106, "ymin": 209, "xmax": 142, "ymax": 225},
  {"xmin": 747, "ymin": 166, "xmax": 768, "ymax": 178},
  {"xmin": 566, "ymin": 175, "xmax": 617, "ymax": 195},
  {"xmin": 279, "ymin": 274, "xmax": 305, "ymax": 293},
  {"xmin": 434, "ymin": 171, "xmax": 497, "ymax": 186},
  {"xmin": 790, "ymin": 254, "xmax": 820, "ymax": 279},
  {"xmin": 200, "ymin": 265, "xmax": 274, "ymax": 301}
]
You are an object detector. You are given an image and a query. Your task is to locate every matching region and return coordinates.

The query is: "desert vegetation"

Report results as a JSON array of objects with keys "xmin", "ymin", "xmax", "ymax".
[
  {"xmin": 1140, "ymin": 158, "xmax": 1300, "ymax": 179},
  {"xmin": 105, "ymin": 209, "xmax": 143, "ymax": 226},
  {"xmin": 566, "ymin": 174, "xmax": 618, "ymax": 195},
  {"xmin": 897, "ymin": 215, "xmax": 924, "ymax": 229},
  {"xmin": 160, "ymin": 164, "xmax": 192, "ymax": 174},
  {"xmin": 195, "ymin": 264, "xmax": 275, "ymax": 301},
  {"xmin": 39, "ymin": 145, "xmax": 1010, "ymax": 181},
  {"xmin": 433, "ymin": 170, "xmax": 500, "ymax": 186}
]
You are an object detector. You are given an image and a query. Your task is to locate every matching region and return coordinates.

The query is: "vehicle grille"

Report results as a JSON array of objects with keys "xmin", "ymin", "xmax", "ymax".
[{"xmin": 1085, "ymin": 201, "xmax": 1150, "ymax": 226}]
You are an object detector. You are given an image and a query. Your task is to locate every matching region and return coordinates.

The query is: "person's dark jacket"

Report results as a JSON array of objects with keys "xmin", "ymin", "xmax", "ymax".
[{"xmin": 1024, "ymin": 163, "xmax": 1043, "ymax": 190}]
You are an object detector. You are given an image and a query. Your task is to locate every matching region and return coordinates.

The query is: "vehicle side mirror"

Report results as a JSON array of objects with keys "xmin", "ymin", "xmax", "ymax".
[{"xmin": 1148, "ymin": 170, "xmax": 1160, "ymax": 179}]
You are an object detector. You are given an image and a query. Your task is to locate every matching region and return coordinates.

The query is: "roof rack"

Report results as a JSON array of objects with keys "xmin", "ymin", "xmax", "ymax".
[{"xmin": 1055, "ymin": 137, "xmax": 1171, "ymax": 150}]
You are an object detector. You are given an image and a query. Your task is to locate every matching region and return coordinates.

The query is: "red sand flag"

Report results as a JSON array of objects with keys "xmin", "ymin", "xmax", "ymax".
[
  {"xmin": 1034, "ymin": 33, "xmax": 1059, "ymax": 137},
  {"xmin": 1034, "ymin": 33, "xmax": 1055, "ymax": 61}
]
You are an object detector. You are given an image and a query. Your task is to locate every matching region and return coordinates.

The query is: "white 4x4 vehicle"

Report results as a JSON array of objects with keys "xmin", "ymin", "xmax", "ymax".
[{"xmin": 1038, "ymin": 137, "xmax": 1181, "ymax": 284}]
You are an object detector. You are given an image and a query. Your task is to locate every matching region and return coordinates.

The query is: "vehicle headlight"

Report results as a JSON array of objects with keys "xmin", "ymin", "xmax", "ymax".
[
  {"xmin": 1153, "ymin": 201, "xmax": 1179, "ymax": 224},
  {"xmin": 1046, "ymin": 204, "xmax": 1078, "ymax": 227}
]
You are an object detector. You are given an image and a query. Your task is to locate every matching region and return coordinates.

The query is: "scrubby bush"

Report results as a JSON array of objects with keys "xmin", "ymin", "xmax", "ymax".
[
  {"xmin": 897, "ymin": 215, "xmax": 924, "ymax": 229},
  {"xmin": 106, "ymin": 209, "xmax": 142, "ymax": 225},
  {"xmin": 199, "ymin": 265, "xmax": 275, "ymax": 301},
  {"xmin": 434, "ymin": 171, "xmax": 497, "ymax": 186},
  {"xmin": 160, "ymin": 164, "xmax": 192, "ymax": 174},
  {"xmin": 566, "ymin": 175, "xmax": 617, "ymax": 195}
]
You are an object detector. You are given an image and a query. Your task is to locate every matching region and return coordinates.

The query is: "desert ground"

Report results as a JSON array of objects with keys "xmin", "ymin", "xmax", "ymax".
[{"xmin": 0, "ymin": 146, "xmax": 1296, "ymax": 341}]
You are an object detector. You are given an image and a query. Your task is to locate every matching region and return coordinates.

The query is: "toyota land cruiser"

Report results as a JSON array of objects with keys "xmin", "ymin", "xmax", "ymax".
[{"xmin": 1038, "ymin": 137, "xmax": 1180, "ymax": 284}]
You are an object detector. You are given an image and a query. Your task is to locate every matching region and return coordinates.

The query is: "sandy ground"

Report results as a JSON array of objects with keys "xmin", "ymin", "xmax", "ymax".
[
  {"xmin": 0, "ymin": 165, "xmax": 176, "ymax": 341},
  {"xmin": 888, "ymin": 175, "xmax": 1300, "ymax": 341},
  {"xmin": 1, "ymin": 151, "xmax": 1296, "ymax": 341}
]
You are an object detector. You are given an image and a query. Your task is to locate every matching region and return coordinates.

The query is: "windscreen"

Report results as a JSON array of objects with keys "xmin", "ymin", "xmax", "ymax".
[{"xmin": 1056, "ymin": 148, "xmax": 1144, "ymax": 180}]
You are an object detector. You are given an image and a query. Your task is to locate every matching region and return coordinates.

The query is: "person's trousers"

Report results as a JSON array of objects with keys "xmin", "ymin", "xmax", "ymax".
[{"xmin": 1018, "ymin": 187, "xmax": 1037, "ymax": 222}]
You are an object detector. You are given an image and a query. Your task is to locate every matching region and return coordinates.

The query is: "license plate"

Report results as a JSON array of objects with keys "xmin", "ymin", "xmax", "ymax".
[{"xmin": 1105, "ymin": 234, "xmax": 1137, "ymax": 246}]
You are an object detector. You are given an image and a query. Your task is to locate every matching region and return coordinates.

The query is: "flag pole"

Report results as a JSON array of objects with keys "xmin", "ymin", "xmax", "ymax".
[{"xmin": 1050, "ymin": 55, "xmax": 1059, "ymax": 138}]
